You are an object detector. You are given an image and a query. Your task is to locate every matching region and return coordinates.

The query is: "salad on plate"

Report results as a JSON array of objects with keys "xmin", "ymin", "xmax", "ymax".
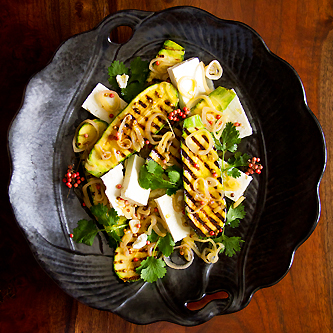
[{"xmin": 64, "ymin": 40, "xmax": 263, "ymax": 283}]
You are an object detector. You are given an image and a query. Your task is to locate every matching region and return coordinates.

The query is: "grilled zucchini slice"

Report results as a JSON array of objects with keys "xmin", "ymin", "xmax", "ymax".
[
  {"xmin": 85, "ymin": 82, "xmax": 179, "ymax": 177},
  {"xmin": 114, "ymin": 245, "xmax": 148, "ymax": 282},
  {"xmin": 147, "ymin": 40, "xmax": 185, "ymax": 84},
  {"xmin": 76, "ymin": 119, "xmax": 108, "ymax": 149},
  {"xmin": 181, "ymin": 115, "xmax": 226, "ymax": 237}
]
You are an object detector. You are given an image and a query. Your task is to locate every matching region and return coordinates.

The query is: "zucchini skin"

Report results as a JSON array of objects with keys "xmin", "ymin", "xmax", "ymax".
[{"xmin": 85, "ymin": 82, "xmax": 179, "ymax": 177}]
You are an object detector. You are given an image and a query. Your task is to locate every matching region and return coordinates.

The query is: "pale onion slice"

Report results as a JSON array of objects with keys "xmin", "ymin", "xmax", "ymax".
[
  {"xmin": 193, "ymin": 178, "xmax": 210, "ymax": 201},
  {"xmin": 172, "ymin": 190, "xmax": 184, "ymax": 213},
  {"xmin": 197, "ymin": 61, "xmax": 213, "ymax": 94},
  {"xmin": 149, "ymin": 57, "xmax": 175, "ymax": 74},
  {"xmin": 147, "ymin": 241, "xmax": 157, "ymax": 256},
  {"xmin": 72, "ymin": 119, "xmax": 100, "ymax": 153},
  {"xmin": 185, "ymin": 129, "xmax": 214, "ymax": 155},
  {"xmin": 120, "ymin": 230, "xmax": 133, "ymax": 256},
  {"xmin": 95, "ymin": 90, "xmax": 120, "ymax": 112},
  {"xmin": 129, "ymin": 219, "xmax": 141, "ymax": 234},
  {"xmin": 185, "ymin": 94, "xmax": 216, "ymax": 110},
  {"xmin": 201, "ymin": 107, "xmax": 225, "ymax": 133},
  {"xmin": 177, "ymin": 76, "xmax": 198, "ymax": 99},
  {"xmin": 205, "ymin": 60, "xmax": 223, "ymax": 80},
  {"xmin": 145, "ymin": 112, "xmax": 175, "ymax": 145},
  {"xmin": 163, "ymin": 245, "xmax": 194, "ymax": 270},
  {"xmin": 95, "ymin": 144, "xmax": 112, "ymax": 160},
  {"xmin": 117, "ymin": 114, "xmax": 132, "ymax": 149},
  {"xmin": 82, "ymin": 178, "xmax": 105, "ymax": 209}
]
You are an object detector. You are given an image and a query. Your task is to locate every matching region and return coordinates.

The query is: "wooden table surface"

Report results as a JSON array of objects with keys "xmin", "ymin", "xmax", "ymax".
[{"xmin": 1, "ymin": 0, "xmax": 332, "ymax": 332}]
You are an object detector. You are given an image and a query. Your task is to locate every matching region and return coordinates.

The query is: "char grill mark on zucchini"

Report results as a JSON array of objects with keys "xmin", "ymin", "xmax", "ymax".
[
  {"xmin": 85, "ymin": 82, "xmax": 179, "ymax": 177},
  {"xmin": 114, "ymin": 246, "xmax": 149, "ymax": 282},
  {"xmin": 181, "ymin": 117, "xmax": 226, "ymax": 237}
]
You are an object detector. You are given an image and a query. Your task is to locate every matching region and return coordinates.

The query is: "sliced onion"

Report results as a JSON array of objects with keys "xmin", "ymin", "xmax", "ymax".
[
  {"xmin": 205, "ymin": 60, "xmax": 223, "ymax": 80},
  {"xmin": 163, "ymin": 245, "xmax": 194, "ymax": 270},
  {"xmin": 95, "ymin": 144, "xmax": 112, "ymax": 160},
  {"xmin": 95, "ymin": 90, "xmax": 120, "ymax": 112},
  {"xmin": 185, "ymin": 94, "xmax": 215, "ymax": 110},
  {"xmin": 172, "ymin": 190, "xmax": 184, "ymax": 213},
  {"xmin": 117, "ymin": 114, "xmax": 132, "ymax": 149},
  {"xmin": 202, "ymin": 107, "xmax": 225, "ymax": 133},
  {"xmin": 145, "ymin": 112, "xmax": 168, "ymax": 144},
  {"xmin": 197, "ymin": 61, "xmax": 213, "ymax": 94},
  {"xmin": 185, "ymin": 129, "xmax": 214, "ymax": 155},
  {"xmin": 149, "ymin": 57, "xmax": 175, "ymax": 74},
  {"xmin": 82, "ymin": 178, "xmax": 104, "ymax": 209},
  {"xmin": 120, "ymin": 230, "xmax": 133, "ymax": 256},
  {"xmin": 177, "ymin": 76, "xmax": 197, "ymax": 99}
]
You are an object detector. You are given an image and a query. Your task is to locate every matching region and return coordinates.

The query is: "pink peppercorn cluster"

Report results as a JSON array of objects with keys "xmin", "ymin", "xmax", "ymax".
[
  {"xmin": 168, "ymin": 107, "xmax": 190, "ymax": 122},
  {"xmin": 62, "ymin": 165, "xmax": 85, "ymax": 188},
  {"xmin": 245, "ymin": 157, "xmax": 263, "ymax": 175}
]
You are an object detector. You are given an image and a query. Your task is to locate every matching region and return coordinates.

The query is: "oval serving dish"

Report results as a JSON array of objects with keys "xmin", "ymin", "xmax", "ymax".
[{"xmin": 8, "ymin": 7, "xmax": 326, "ymax": 326}]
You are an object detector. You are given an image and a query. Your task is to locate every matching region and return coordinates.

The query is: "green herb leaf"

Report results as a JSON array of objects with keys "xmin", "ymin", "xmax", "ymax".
[
  {"xmin": 146, "ymin": 159, "xmax": 164, "ymax": 175},
  {"xmin": 227, "ymin": 167, "xmax": 241, "ymax": 178},
  {"xmin": 108, "ymin": 61, "xmax": 129, "ymax": 89},
  {"xmin": 129, "ymin": 57, "xmax": 149, "ymax": 84},
  {"xmin": 220, "ymin": 122, "xmax": 241, "ymax": 152},
  {"xmin": 136, "ymin": 257, "xmax": 167, "ymax": 283},
  {"xmin": 147, "ymin": 230, "xmax": 159, "ymax": 243},
  {"xmin": 158, "ymin": 233, "xmax": 175, "ymax": 257},
  {"xmin": 72, "ymin": 219, "xmax": 99, "ymax": 246},
  {"xmin": 226, "ymin": 203, "xmax": 246, "ymax": 228},
  {"xmin": 138, "ymin": 160, "xmax": 182, "ymax": 193},
  {"xmin": 90, "ymin": 203, "xmax": 119, "ymax": 227},
  {"xmin": 219, "ymin": 234, "xmax": 244, "ymax": 257}
]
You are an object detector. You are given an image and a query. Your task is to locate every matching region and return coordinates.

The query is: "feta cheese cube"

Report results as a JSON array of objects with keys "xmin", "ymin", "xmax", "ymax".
[
  {"xmin": 155, "ymin": 192, "xmax": 190, "ymax": 243},
  {"xmin": 116, "ymin": 74, "xmax": 129, "ymax": 89},
  {"xmin": 81, "ymin": 83, "xmax": 127, "ymax": 123},
  {"xmin": 223, "ymin": 168, "xmax": 252, "ymax": 202},
  {"xmin": 132, "ymin": 233, "xmax": 148, "ymax": 249},
  {"xmin": 167, "ymin": 57, "xmax": 214, "ymax": 108},
  {"xmin": 121, "ymin": 154, "xmax": 150, "ymax": 206},
  {"xmin": 222, "ymin": 91, "xmax": 252, "ymax": 138},
  {"xmin": 101, "ymin": 163, "xmax": 124, "ymax": 216}
]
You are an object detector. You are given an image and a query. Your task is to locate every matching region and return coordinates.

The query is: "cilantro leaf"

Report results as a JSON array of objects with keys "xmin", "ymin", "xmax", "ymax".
[
  {"xmin": 158, "ymin": 233, "xmax": 175, "ymax": 257},
  {"xmin": 220, "ymin": 122, "xmax": 241, "ymax": 152},
  {"xmin": 90, "ymin": 203, "xmax": 119, "ymax": 227},
  {"xmin": 227, "ymin": 152, "xmax": 251, "ymax": 168},
  {"xmin": 108, "ymin": 61, "xmax": 129, "ymax": 89},
  {"xmin": 219, "ymin": 234, "xmax": 244, "ymax": 257},
  {"xmin": 136, "ymin": 257, "xmax": 167, "ymax": 283},
  {"xmin": 226, "ymin": 203, "xmax": 246, "ymax": 228},
  {"xmin": 138, "ymin": 160, "xmax": 182, "ymax": 194},
  {"xmin": 166, "ymin": 165, "xmax": 182, "ymax": 184},
  {"xmin": 72, "ymin": 219, "xmax": 99, "ymax": 246},
  {"xmin": 147, "ymin": 230, "xmax": 159, "ymax": 243},
  {"xmin": 129, "ymin": 57, "xmax": 149, "ymax": 84},
  {"xmin": 121, "ymin": 82, "xmax": 143, "ymax": 102},
  {"xmin": 146, "ymin": 159, "xmax": 164, "ymax": 175},
  {"xmin": 227, "ymin": 167, "xmax": 241, "ymax": 178}
]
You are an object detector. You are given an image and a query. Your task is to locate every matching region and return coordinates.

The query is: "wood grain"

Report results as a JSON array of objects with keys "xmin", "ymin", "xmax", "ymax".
[{"xmin": 1, "ymin": 0, "xmax": 332, "ymax": 332}]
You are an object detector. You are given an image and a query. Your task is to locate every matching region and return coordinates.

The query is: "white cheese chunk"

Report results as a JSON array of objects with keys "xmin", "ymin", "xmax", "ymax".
[
  {"xmin": 221, "ymin": 91, "xmax": 252, "ymax": 138},
  {"xmin": 101, "ymin": 163, "xmax": 124, "ymax": 216},
  {"xmin": 223, "ymin": 167, "xmax": 252, "ymax": 202},
  {"xmin": 121, "ymin": 154, "xmax": 150, "ymax": 206},
  {"xmin": 116, "ymin": 74, "xmax": 129, "ymax": 89},
  {"xmin": 167, "ymin": 57, "xmax": 214, "ymax": 108},
  {"xmin": 155, "ymin": 192, "xmax": 190, "ymax": 243},
  {"xmin": 132, "ymin": 233, "xmax": 147, "ymax": 249},
  {"xmin": 81, "ymin": 83, "xmax": 127, "ymax": 124}
]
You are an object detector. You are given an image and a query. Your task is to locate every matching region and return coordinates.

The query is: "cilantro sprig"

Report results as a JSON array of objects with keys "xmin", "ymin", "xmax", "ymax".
[
  {"xmin": 72, "ymin": 204, "xmax": 127, "ymax": 247},
  {"xmin": 136, "ymin": 232, "xmax": 175, "ymax": 283},
  {"xmin": 138, "ymin": 160, "xmax": 182, "ymax": 196},
  {"xmin": 108, "ymin": 57, "xmax": 149, "ymax": 102},
  {"xmin": 213, "ymin": 203, "xmax": 245, "ymax": 257}
]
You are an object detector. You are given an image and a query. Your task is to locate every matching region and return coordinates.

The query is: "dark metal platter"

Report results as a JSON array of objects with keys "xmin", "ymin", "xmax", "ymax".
[{"xmin": 8, "ymin": 6, "xmax": 326, "ymax": 326}]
